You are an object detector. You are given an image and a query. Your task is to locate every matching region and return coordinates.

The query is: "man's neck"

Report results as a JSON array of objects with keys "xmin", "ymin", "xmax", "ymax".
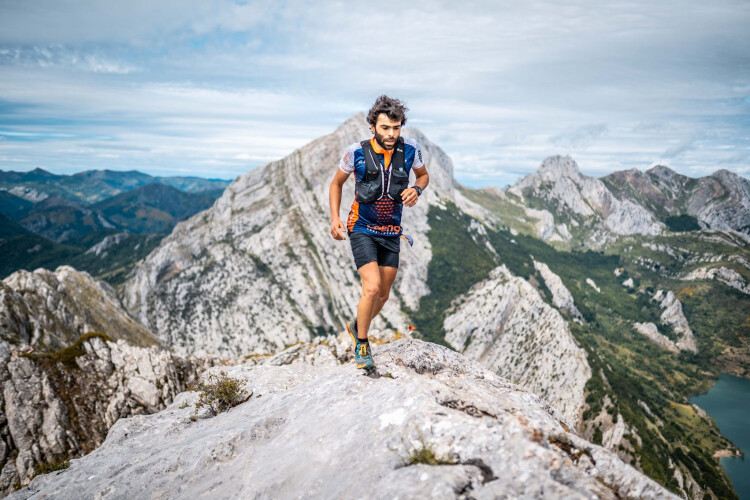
[{"xmin": 370, "ymin": 137, "xmax": 393, "ymax": 167}]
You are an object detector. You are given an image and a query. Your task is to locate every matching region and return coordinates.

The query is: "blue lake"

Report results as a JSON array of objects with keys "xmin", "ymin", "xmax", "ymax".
[{"xmin": 691, "ymin": 373, "xmax": 750, "ymax": 500}]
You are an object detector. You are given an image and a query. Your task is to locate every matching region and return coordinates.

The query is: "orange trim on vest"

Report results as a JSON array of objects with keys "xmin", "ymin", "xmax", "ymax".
[{"xmin": 370, "ymin": 138, "xmax": 392, "ymax": 169}]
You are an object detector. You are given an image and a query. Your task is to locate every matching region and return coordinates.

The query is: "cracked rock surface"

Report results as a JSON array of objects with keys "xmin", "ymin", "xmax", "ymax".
[
  {"xmin": 11, "ymin": 339, "xmax": 675, "ymax": 500},
  {"xmin": 0, "ymin": 336, "xmax": 201, "ymax": 495}
]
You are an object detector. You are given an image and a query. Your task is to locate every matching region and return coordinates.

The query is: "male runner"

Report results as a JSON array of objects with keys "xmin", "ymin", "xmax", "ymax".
[{"xmin": 328, "ymin": 95, "xmax": 430, "ymax": 370}]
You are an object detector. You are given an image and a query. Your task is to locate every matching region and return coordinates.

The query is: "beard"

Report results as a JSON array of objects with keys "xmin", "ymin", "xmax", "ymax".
[{"xmin": 373, "ymin": 130, "xmax": 397, "ymax": 150}]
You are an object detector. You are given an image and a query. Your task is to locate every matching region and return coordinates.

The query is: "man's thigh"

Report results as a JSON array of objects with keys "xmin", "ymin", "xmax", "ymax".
[{"xmin": 378, "ymin": 265, "xmax": 398, "ymax": 298}]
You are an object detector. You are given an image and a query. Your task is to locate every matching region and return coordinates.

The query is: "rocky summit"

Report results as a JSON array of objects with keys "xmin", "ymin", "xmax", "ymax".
[{"xmin": 9, "ymin": 340, "xmax": 675, "ymax": 500}]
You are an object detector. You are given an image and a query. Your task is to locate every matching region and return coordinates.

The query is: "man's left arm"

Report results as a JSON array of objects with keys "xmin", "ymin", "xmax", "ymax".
[{"xmin": 402, "ymin": 165, "xmax": 429, "ymax": 207}]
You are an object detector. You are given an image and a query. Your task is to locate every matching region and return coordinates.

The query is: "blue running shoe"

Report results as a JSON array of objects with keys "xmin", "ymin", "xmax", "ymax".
[
  {"xmin": 347, "ymin": 318, "xmax": 375, "ymax": 369},
  {"xmin": 346, "ymin": 318, "xmax": 358, "ymax": 351},
  {"xmin": 354, "ymin": 341, "xmax": 375, "ymax": 370}
]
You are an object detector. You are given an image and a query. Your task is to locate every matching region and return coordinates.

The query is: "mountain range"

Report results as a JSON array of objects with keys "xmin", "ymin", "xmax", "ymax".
[
  {"xmin": 0, "ymin": 171, "xmax": 230, "ymax": 283},
  {"xmin": 0, "ymin": 168, "xmax": 230, "ymax": 205},
  {"xmin": 1, "ymin": 114, "xmax": 748, "ymax": 498}
]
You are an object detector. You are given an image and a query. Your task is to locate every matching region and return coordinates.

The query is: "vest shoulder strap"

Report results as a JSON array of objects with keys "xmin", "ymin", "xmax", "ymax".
[{"xmin": 391, "ymin": 137, "xmax": 406, "ymax": 171}]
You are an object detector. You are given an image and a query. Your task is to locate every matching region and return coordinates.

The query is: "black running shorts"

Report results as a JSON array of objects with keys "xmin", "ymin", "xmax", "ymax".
[{"xmin": 349, "ymin": 232, "xmax": 400, "ymax": 269}]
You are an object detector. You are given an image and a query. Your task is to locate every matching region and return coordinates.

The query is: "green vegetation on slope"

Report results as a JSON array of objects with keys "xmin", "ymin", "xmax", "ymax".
[
  {"xmin": 665, "ymin": 214, "xmax": 701, "ymax": 232},
  {"xmin": 412, "ymin": 201, "xmax": 743, "ymax": 498},
  {"xmin": 91, "ymin": 183, "xmax": 219, "ymax": 234},
  {"xmin": 0, "ymin": 231, "xmax": 164, "ymax": 285},
  {"xmin": 408, "ymin": 201, "xmax": 496, "ymax": 345}
]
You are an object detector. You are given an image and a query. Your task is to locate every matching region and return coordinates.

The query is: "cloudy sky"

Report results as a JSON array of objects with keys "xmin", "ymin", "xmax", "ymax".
[{"xmin": 0, "ymin": 0, "xmax": 748, "ymax": 188}]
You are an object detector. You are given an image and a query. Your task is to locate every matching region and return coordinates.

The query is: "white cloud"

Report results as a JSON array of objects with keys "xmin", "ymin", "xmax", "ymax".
[{"xmin": 0, "ymin": 0, "xmax": 748, "ymax": 184}]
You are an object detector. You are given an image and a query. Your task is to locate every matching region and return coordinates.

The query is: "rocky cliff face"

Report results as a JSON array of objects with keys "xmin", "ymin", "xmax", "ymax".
[
  {"xmin": 121, "ymin": 114, "xmax": 456, "ymax": 358},
  {"xmin": 1, "ymin": 266, "xmax": 159, "ymax": 351},
  {"xmin": 507, "ymin": 155, "xmax": 663, "ymax": 246},
  {"xmin": 9, "ymin": 340, "xmax": 676, "ymax": 500},
  {"xmin": 443, "ymin": 265, "xmax": 591, "ymax": 426},
  {"xmin": 0, "ymin": 335, "xmax": 201, "ymax": 495},
  {"xmin": 604, "ymin": 165, "xmax": 750, "ymax": 239}
]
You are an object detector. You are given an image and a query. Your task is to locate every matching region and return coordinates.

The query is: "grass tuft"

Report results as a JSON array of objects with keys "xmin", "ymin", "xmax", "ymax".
[
  {"xmin": 190, "ymin": 370, "xmax": 250, "ymax": 416},
  {"xmin": 30, "ymin": 459, "xmax": 70, "ymax": 480},
  {"xmin": 402, "ymin": 427, "xmax": 456, "ymax": 466}
]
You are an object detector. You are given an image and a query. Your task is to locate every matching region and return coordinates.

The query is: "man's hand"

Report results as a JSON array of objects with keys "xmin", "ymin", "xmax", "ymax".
[
  {"xmin": 401, "ymin": 188, "xmax": 419, "ymax": 207},
  {"xmin": 331, "ymin": 218, "xmax": 347, "ymax": 240}
]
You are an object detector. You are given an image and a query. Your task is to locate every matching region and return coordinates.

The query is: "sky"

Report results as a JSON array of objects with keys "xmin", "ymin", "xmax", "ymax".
[{"xmin": 0, "ymin": 0, "xmax": 748, "ymax": 188}]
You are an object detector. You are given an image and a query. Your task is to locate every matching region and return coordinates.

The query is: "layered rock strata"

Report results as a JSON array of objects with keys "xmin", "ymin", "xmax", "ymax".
[
  {"xmin": 1, "ymin": 266, "xmax": 158, "ymax": 350},
  {"xmin": 533, "ymin": 260, "xmax": 583, "ymax": 319},
  {"xmin": 0, "ymin": 335, "xmax": 202, "ymax": 495},
  {"xmin": 653, "ymin": 290, "xmax": 697, "ymax": 353},
  {"xmin": 509, "ymin": 155, "xmax": 663, "ymax": 245},
  {"xmin": 121, "ymin": 114, "xmax": 456, "ymax": 358},
  {"xmin": 443, "ymin": 265, "xmax": 591, "ymax": 426}
]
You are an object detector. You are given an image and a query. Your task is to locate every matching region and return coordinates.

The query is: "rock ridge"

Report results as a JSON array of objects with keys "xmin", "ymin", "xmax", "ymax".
[{"xmin": 9, "ymin": 339, "xmax": 676, "ymax": 500}]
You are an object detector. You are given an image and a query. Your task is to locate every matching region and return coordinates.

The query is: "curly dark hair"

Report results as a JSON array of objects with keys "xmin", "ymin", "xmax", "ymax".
[{"xmin": 367, "ymin": 95, "xmax": 408, "ymax": 126}]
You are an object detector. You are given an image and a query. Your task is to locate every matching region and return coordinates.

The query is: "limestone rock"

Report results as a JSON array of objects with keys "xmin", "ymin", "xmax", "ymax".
[
  {"xmin": 9, "ymin": 340, "xmax": 675, "ymax": 500},
  {"xmin": 0, "ymin": 336, "xmax": 202, "ymax": 495},
  {"xmin": 586, "ymin": 278, "xmax": 601, "ymax": 293},
  {"xmin": 512, "ymin": 155, "xmax": 663, "ymax": 246},
  {"xmin": 443, "ymin": 265, "xmax": 591, "ymax": 426},
  {"xmin": 653, "ymin": 290, "xmax": 697, "ymax": 353},
  {"xmin": 0, "ymin": 266, "xmax": 159, "ymax": 350},
  {"xmin": 633, "ymin": 322, "xmax": 679, "ymax": 353},
  {"xmin": 682, "ymin": 266, "xmax": 750, "ymax": 295},
  {"xmin": 533, "ymin": 261, "xmax": 582, "ymax": 319}
]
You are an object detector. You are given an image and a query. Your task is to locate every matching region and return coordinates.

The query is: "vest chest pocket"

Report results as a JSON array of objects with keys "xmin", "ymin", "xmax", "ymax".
[{"xmin": 388, "ymin": 165, "xmax": 409, "ymax": 202}]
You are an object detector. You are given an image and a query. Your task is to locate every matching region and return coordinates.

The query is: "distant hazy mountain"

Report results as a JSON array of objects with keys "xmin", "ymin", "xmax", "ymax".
[
  {"xmin": 17, "ymin": 195, "xmax": 115, "ymax": 242},
  {"xmin": 0, "ymin": 212, "xmax": 28, "ymax": 240},
  {"xmin": 487, "ymin": 156, "xmax": 750, "ymax": 248},
  {"xmin": 0, "ymin": 190, "xmax": 33, "ymax": 220},
  {"xmin": 0, "ymin": 183, "xmax": 222, "ymax": 281},
  {"xmin": 0, "ymin": 167, "xmax": 231, "ymax": 204},
  {"xmin": 602, "ymin": 165, "xmax": 750, "ymax": 234},
  {"xmin": 0, "ymin": 230, "xmax": 164, "ymax": 284},
  {"xmin": 91, "ymin": 183, "xmax": 221, "ymax": 234}
]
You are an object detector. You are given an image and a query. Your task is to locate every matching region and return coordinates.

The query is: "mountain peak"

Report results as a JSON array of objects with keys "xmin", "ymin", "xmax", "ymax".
[
  {"xmin": 646, "ymin": 164, "xmax": 677, "ymax": 179},
  {"xmin": 333, "ymin": 112, "xmax": 369, "ymax": 138},
  {"xmin": 712, "ymin": 168, "xmax": 741, "ymax": 182},
  {"xmin": 29, "ymin": 167, "xmax": 53, "ymax": 176},
  {"xmin": 537, "ymin": 155, "xmax": 582, "ymax": 179}
]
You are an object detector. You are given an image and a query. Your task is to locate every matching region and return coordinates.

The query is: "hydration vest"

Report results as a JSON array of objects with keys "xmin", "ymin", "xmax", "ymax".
[{"xmin": 355, "ymin": 137, "xmax": 409, "ymax": 204}]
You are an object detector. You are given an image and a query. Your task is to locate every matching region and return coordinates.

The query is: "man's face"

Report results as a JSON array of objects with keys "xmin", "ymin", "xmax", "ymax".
[{"xmin": 371, "ymin": 113, "xmax": 402, "ymax": 151}]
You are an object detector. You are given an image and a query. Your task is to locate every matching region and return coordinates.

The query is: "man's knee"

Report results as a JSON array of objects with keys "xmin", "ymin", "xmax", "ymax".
[
  {"xmin": 362, "ymin": 282, "xmax": 381, "ymax": 299},
  {"xmin": 378, "ymin": 291, "xmax": 390, "ymax": 305}
]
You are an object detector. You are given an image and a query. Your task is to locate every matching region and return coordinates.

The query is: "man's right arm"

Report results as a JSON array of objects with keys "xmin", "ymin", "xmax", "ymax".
[{"xmin": 329, "ymin": 168, "xmax": 350, "ymax": 240}]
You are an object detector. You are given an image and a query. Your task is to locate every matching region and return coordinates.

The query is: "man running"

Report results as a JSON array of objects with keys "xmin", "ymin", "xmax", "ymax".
[{"xmin": 328, "ymin": 95, "xmax": 430, "ymax": 370}]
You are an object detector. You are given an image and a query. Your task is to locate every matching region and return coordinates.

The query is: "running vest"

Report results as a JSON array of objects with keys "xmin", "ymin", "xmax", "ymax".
[{"xmin": 355, "ymin": 137, "xmax": 409, "ymax": 204}]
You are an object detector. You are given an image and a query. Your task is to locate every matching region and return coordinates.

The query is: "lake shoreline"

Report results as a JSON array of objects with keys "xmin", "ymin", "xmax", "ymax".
[{"xmin": 691, "ymin": 373, "xmax": 750, "ymax": 499}]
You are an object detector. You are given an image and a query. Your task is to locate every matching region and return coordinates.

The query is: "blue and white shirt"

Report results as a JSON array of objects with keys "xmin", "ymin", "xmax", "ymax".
[{"xmin": 339, "ymin": 137, "xmax": 424, "ymax": 237}]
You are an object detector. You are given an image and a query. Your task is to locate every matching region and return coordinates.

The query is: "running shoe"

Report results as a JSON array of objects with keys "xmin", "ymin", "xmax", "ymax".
[
  {"xmin": 346, "ymin": 318, "xmax": 359, "ymax": 350},
  {"xmin": 354, "ymin": 341, "xmax": 376, "ymax": 370}
]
